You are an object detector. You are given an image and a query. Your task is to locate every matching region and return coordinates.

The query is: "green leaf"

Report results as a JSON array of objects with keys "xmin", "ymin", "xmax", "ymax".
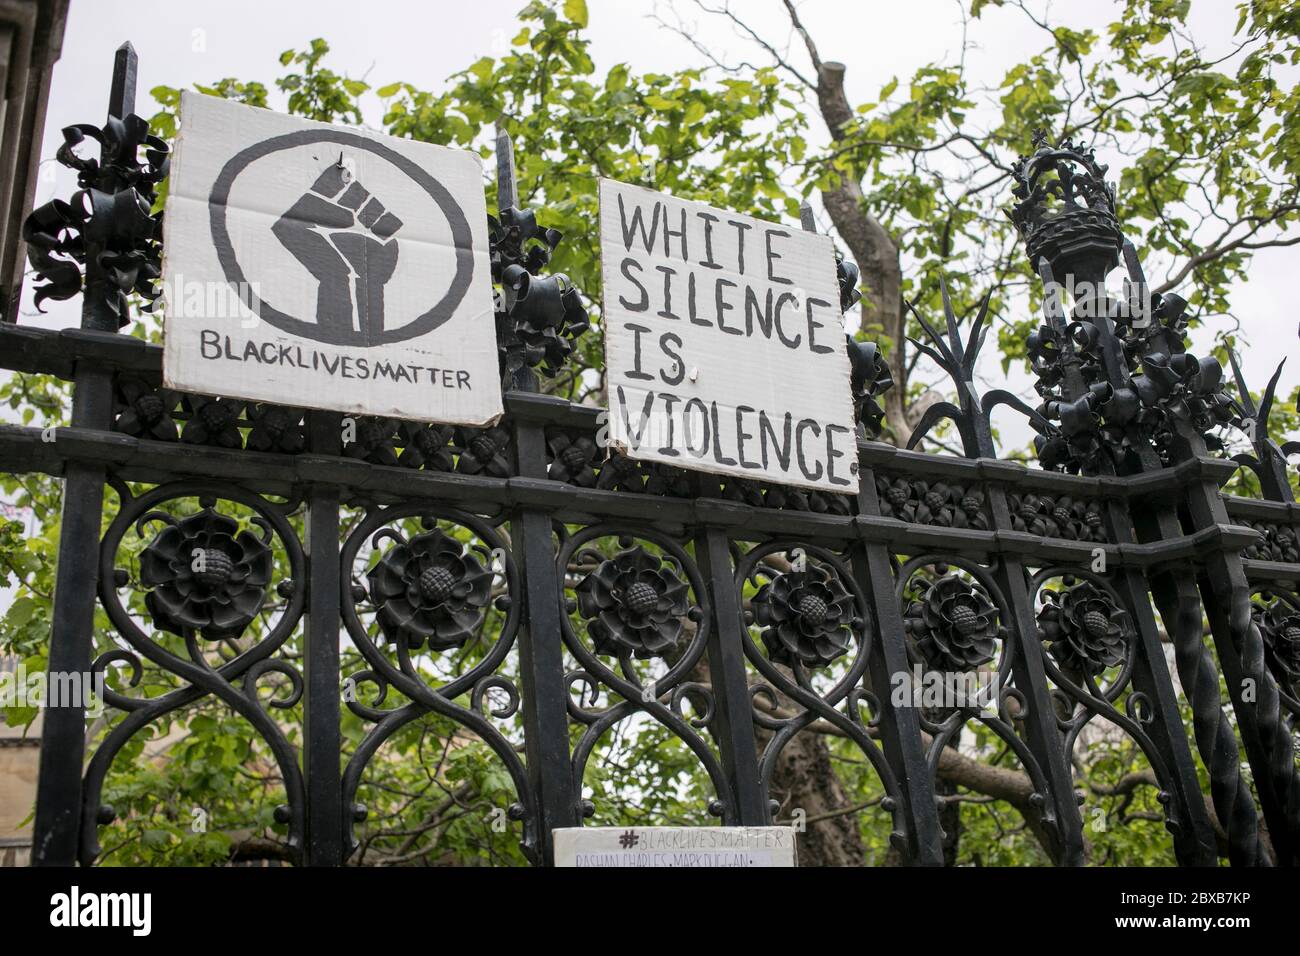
[
  {"xmin": 606, "ymin": 64, "xmax": 628, "ymax": 93},
  {"xmin": 563, "ymin": 0, "xmax": 588, "ymax": 28},
  {"xmin": 5, "ymin": 596, "xmax": 36, "ymax": 627}
]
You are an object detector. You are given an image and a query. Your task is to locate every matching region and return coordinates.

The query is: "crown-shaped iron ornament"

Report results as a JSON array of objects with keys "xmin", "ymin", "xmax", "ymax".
[{"xmin": 1008, "ymin": 131, "xmax": 1123, "ymax": 288}]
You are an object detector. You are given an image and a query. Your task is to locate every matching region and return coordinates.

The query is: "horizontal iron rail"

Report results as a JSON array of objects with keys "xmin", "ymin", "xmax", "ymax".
[{"xmin": 0, "ymin": 420, "xmax": 1264, "ymax": 566}]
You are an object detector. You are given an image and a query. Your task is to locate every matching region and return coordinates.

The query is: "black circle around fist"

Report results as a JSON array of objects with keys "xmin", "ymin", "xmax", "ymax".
[{"xmin": 208, "ymin": 128, "xmax": 474, "ymax": 347}]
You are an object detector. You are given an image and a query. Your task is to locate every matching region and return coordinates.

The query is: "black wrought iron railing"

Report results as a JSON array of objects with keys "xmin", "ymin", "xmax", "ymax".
[{"xmin": 2, "ymin": 44, "xmax": 1298, "ymax": 868}]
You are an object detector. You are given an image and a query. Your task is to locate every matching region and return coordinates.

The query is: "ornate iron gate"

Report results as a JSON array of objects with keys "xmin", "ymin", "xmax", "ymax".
[{"xmin": 4, "ymin": 44, "xmax": 1299, "ymax": 867}]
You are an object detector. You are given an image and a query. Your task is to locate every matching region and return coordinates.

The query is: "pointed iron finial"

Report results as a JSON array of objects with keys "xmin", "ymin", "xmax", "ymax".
[
  {"xmin": 109, "ymin": 41, "xmax": 138, "ymax": 121},
  {"xmin": 495, "ymin": 123, "xmax": 518, "ymax": 212}
]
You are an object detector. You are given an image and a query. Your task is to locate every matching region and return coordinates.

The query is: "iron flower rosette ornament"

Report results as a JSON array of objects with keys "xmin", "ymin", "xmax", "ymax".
[
  {"xmin": 246, "ymin": 404, "xmax": 306, "ymax": 455},
  {"xmin": 575, "ymin": 545, "xmax": 690, "ymax": 660},
  {"xmin": 366, "ymin": 527, "xmax": 493, "ymax": 651},
  {"xmin": 456, "ymin": 425, "xmax": 513, "ymax": 478},
  {"xmin": 750, "ymin": 565, "xmax": 855, "ymax": 669},
  {"xmin": 343, "ymin": 417, "xmax": 401, "ymax": 467},
  {"xmin": 396, "ymin": 422, "xmax": 456, "ymax": 471},
  {"xmin": 903, "ymin": 574, "xmax": 999, "ymax": 672},
  {"xmin": 114, "ymin": 377, "xmax": 178, "ymax": 442},
  {"xmin": 1253, "ymin": 602, "xmax": 1300, "ymax": 687},
  {"xmin": 138, "ymin": 507, "xmax": 273, "ymax": 639},
  {"xmin": 547, "ymin": 431, "xmax": 602, "ymax": 487},
  {"xmin": 1037, "ymin": 579, "xmax": 1132, "ymax": 675},
  {"xmin": 180, "ymin": 396, "xmax": 245, "ymax": 449}
]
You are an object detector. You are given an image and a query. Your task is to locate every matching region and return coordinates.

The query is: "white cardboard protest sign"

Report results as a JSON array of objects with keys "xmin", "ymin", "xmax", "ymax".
[
  {"xmin": 162, "ymin": 92, "xmax": 503, "ymax": 425},
  {"xmin": 553, "ymin": 826, "xmax": 797, "ymax": 868},
  {"xmin": 598, "ymin": 178, "xmax": 858, "ymax": 493}
]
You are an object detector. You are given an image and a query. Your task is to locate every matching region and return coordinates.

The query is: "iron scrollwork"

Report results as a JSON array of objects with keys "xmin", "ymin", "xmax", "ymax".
[
  {"xmin": 87, "ymin": 481, "xmax": 307, "ymax": 865},
  {"xmin": 339, "ymin": 506, "xmax": 538, "ymax": 863},
  {"xmin": 737, "ymin": 542, "xmax": 909, "ymax": 852},
  {"xmin": 1029, "ymin": 569, "xmax": 1189, "ymax": 842},
  {"xmin": 558, "ymin": 527, "xmax": 726, "ymax": 822},
  {"xmin": 895, "ymin": 556, "xmax": 1059, "ymax": 845}
]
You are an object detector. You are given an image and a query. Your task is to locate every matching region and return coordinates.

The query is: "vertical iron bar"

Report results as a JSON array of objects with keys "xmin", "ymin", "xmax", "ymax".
[
  {"xmin": 694, "ymin": 523, "xmax": 768, "ymax": 824},
  {"xmin": 84, "ymin": 42, "xmax": 135, "ymax": 333},
  {"xmin": 512, "ymin": 418, "xmax": 579, "ymax": 862},
  {"xmin": 852, "ymin": 465, "xmax": 944, "ymax": 865},
  {"xmin": 31, "ymin": 458, "xmax": 107, "ymax": 865},
  {"xmin": 1101, "ymin": 497, "xmax": 1219, "ymax": 865},
  {"xmin": 303, "ymin": 410, "xmax": 343, "ymax": 865},
  {"xmin": 499, "ymin": 114, "xmax": 576, "ymax": 864},
  {"xmin": 31, "ymin": 41, "xmax": 135, "ymax": 866},
  {"xmin": 1140, "ymin": 547, "xmax": 1267, "ymax": 865},
  {"xmin": 495, "ymin": 128, "xmax": 538, "ymax": 393},
  {"xmin": 495, "ymin": 125, "xmax": 518, "ymax": 211},
  {"xmin": 798, "ymin": 201, "xmax": 817, "ymax": 233},
  {"xmin": 984, "ymin": 482, "xmax": 1088, "ymax": 865}
]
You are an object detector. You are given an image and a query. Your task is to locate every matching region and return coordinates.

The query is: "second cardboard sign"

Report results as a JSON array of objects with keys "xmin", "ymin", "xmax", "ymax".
[{"xmin": 599, "ymin": 178, "xmax": 858, "ymax": 493}]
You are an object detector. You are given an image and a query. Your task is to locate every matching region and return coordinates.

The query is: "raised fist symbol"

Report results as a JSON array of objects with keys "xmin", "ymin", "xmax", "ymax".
[{"xmin": 272, "ymin": 161, "xmax": 403, "ymax": 344}]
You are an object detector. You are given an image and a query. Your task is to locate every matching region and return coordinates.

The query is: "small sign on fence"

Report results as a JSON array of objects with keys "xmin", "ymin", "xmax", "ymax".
[
  {"xmin": 553, "ymin": 826, "xmax": 797, "ymax": 867},
  {"xmin": 162, "ymin": 92, "xmax": 503, "ymax": 424},
  {"xmin": 598, "ymin": 178, "xmax": 858, "ymax": 492}
]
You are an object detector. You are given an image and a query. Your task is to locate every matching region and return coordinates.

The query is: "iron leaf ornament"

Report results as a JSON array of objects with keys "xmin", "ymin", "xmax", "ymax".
[
  {"xmin": 838, "ymin": 256, "xmax": 895, "ymax": 440},
  {"xmin": 490, "ymin": 203, "xmax": 590, "ymax": 387},
  {"xmin": 23, "ymin": 112, "xmax": 168, "ymax": 326}
]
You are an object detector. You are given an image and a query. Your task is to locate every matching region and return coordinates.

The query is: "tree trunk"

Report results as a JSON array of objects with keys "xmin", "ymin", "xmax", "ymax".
[
  {"xmin": 762, "ymin": 724, "xmax": 869, "ymax": 866},
  {"xmin": 814, "ymin": 61, "xmax": 909, "ymax": 442}
]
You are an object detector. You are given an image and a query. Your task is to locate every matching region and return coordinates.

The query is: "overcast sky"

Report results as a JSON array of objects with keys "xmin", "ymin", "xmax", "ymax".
[{"xmin": 23, "ymin": 0, "xmax": 1299, "ymax": 445}]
